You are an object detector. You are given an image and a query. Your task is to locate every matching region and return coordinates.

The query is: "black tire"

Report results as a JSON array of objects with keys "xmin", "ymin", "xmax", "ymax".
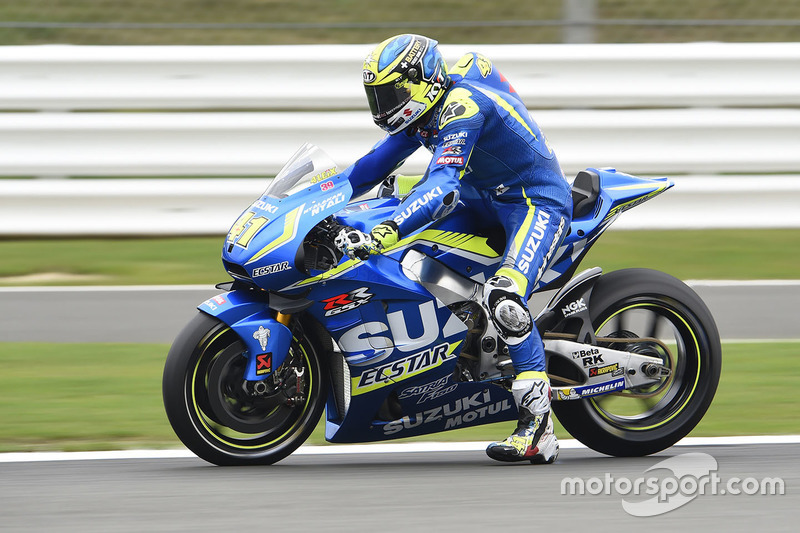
[
  {"xmin": 551, "ymin": 268, "xmax": 722, "ymax": 456},
  {"xmin": 162, "ymin": 312, "xmax": 328, "ymax": 466}
]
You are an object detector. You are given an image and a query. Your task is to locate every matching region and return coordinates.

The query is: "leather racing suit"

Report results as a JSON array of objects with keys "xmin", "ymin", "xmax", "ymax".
[{"xmin": 341, "ymin": 52, "xmax": 573, "ymax": 377}]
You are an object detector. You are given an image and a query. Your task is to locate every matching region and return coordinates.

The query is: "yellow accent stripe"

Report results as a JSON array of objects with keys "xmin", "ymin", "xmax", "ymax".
[
  {"xmin": 472, "ymin": 86, "xmax": 537, "ymax": 140},
  {"xmin": 608, "ymin": 184, "xmax": 664, "ymax": 191},
  {"xmin": 246, "ymin": 204, "xmax": 303, "ymax": 264},
  {"xmin": 449, "ymin": 54, "xmax": 475, "ymax": 77},
  {"xmin": 293, "ymin": 257, "xmax": 362, "ymax": 288},
  {"xmin": 591, "ymin": 303, "xmax": 701, "ymax": 431},
  {"xmin": 517, "ymin": 370, "xmax": 549, "ymax": 382},
  {"xmin": 385, "ymin": 229, "xmax": 500, "ymax": 257},
  {"xmin": 351, "ymin": 341, "xmax": 463, "ymax": 396},
  {"xmin": 191, "ymin": 333, "xmax": 314, "ymax": 450},
  {"xmin": 496, "ymin": 267, "xmax": 529, "ymax": 296},
  {"xmin": 512, "ymin": 192, "xmax": 536, "ymax": 256},
  {"xmin": 290, "ymin": 229, "xmax": 500, "ymax": 290}
]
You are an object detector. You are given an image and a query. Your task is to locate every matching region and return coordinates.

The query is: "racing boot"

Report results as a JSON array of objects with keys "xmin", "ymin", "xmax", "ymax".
[{"xmin": 486, "ymin": 374, "xmax": 559, "ymax": 464}]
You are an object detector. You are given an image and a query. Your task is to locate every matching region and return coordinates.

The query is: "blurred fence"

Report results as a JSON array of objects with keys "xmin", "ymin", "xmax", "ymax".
[
  {"xmin": 1, "ymin": 42, "xmax": 799, "ymax": 234},
  {"xmin": 0, "ymin": 0, "xmax": 799, "ymax": 45}
]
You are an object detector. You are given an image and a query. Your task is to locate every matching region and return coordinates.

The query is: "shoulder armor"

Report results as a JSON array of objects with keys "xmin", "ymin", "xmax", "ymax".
[
  {"xmin": 437, "ymin": 87, "xmax": 481, "ymax": 130},
  {"xmin": 450, "ymin": 53, "xmax": 493, "ymax": 79}
]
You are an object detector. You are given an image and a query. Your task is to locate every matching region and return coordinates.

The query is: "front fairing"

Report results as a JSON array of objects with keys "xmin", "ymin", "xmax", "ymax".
[
  {"xmin": 222, "ymin": 180, "xmax": 348, "ymax": 289},
  {"xmin": 221, "ymin": 145, "xmax": 356, "ymax": 292}
]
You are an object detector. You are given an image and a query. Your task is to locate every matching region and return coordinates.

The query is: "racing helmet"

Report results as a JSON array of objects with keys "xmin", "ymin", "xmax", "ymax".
[{"xmin": 362, "ymin": 34, "xmax": 449, "ymax": 135}]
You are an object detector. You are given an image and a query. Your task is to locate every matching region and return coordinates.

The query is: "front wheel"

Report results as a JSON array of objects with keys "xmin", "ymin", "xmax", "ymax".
[
  {"xmin": 162, "ymin": 312, "xmax": 328, "ymax": 465},
  {"xmin": 551, "ymin": 268, "xmax": 722, "ymax": 456}
]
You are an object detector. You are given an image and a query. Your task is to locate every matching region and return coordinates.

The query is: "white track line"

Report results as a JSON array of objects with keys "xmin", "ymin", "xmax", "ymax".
[
  {"xmin": 685, "ymin": 280, "xmax": 800, "ymax": 287},
  {"xmin": 2, "ymin": 435, "xmax": 799, "ymax": 463},
  {"xmin": 0, "ymin": 285, "xmax": 217, "ymax": 293}
]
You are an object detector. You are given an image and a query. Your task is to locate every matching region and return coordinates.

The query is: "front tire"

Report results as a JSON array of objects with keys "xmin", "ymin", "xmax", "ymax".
[
  {"xmin": 551, "ymin": 268, "xmax": 722, "ymax": 456},
  {"xmin": 163, "ymin": 312, "xmax": 327, "ymax": 465}
]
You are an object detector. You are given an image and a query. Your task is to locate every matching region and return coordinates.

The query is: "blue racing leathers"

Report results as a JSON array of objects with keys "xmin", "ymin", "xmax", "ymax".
[{"xmin": 342, "ymin": 52, "xmax": 573, "ymax": 374}]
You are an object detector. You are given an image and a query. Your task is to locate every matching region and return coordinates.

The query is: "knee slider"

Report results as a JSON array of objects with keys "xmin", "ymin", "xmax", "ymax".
[{"xmin": 482, "ymin": 275, "xmax": 533, "ymax": 343}]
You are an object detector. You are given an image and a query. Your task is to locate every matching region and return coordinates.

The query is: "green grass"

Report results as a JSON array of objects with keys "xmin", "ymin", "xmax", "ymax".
[
  {"xmin": 0, "ymin": 341, "xmax": 797, "ymax": 453},
  {"xmin": 1, "ymin": 229, "xmax": 798, "ymax": 286}
]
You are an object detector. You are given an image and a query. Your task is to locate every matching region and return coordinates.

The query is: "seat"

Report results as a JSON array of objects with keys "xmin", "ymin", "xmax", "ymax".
[{"xmin": 571, "ymin": 170, "xmax": 600, "ymax": 219}]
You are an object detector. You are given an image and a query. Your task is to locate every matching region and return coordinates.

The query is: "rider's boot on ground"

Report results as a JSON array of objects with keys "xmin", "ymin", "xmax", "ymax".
[{"xmin": 486, "ymin": 376, "xmax": 559, "ymax": 464}]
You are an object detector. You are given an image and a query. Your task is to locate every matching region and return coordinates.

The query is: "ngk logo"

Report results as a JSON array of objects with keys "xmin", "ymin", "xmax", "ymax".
[{"xmin": 562, "ymin": 297, "xmax": 587, "ymax": 318}]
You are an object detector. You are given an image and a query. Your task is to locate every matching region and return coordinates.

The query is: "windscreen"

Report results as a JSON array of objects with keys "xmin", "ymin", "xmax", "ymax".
[{"xmin": 264, "ymin": 143, "xmax": 339, "ymax": 199}]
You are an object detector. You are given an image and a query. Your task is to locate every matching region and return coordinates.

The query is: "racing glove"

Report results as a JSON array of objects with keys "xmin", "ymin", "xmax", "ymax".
[
  {"xmin": 334, "ymin": 220, "xmax": 400, "ymax": 260},
  {"xmin": 370, "ymin": 221, "xmax": 400, "ymax": 250},
  {"xmin": 334, "ymin": 226, "xmax": 380, "ymax": 260}
]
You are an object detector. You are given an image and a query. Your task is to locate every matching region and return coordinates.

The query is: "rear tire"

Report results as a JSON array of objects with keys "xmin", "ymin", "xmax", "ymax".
[
  {"xmin": 163, "ymin": 312, "xmax": 327, "ymax": 465},
  {"xmin": 551, "ymin": 268, "xmax": 721, "ymax": 456}
]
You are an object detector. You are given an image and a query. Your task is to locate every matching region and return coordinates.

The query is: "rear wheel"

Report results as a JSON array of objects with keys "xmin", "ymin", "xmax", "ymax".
[
  {"xmin": 551, "ymin": 268, "xmax": 721, "ymax": 456},
  {"xmin": 163, "ymin": 312, "xmax": 327, "ymax": 465}
]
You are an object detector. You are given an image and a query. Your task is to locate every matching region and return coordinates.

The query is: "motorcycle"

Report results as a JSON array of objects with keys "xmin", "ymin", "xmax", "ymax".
[{"xmin": 162, "ymin": 143, "xmax": 721, "ymax": 466}]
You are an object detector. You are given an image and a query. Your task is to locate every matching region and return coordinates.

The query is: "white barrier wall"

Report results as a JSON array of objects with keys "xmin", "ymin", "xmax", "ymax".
[
  {"xmin": 2, "ymin": 42, "xmax": 799, "ymax": 110},
  {"xmin": 2, "ymin": 108, "xmax": 799, "ymax": 177},
  {"xmin": 2, "ymin": 176, "xmax": 798, "ymax": 236},
  {"xmin": 0, "ymin": 43, "xmax": 798, "ymax": 234}
]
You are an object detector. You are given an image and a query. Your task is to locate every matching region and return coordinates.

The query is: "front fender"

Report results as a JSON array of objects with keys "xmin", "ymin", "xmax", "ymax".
[{"xmin": 199, "ymin": 291, "xmax": 292, "ymax": 381}]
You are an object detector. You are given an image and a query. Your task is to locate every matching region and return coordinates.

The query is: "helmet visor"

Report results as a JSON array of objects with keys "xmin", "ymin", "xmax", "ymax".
[{"xmin": 365, "ymin": 79, "xmax": 412, "ymax": 123}]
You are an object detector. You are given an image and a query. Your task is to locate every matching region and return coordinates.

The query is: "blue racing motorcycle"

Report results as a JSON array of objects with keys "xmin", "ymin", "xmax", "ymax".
[{"xmin": 162, "ymin": 144, "xmax": 721, "ymax": 466}]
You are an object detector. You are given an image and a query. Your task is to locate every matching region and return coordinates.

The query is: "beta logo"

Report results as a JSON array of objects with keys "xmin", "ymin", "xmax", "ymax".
[
  {"xmin": 256, "ymin": 353, "xmax": 272, "ymax": 375},
  {"xmin": 572, "ymin": 347, "xmax": 600, "ymax": 360}
]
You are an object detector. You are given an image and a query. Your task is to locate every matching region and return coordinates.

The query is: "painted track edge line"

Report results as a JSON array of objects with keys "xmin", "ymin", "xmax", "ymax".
[{"xmin": 2, "ymin": 435, "xmax": 799, "ymax": 463}]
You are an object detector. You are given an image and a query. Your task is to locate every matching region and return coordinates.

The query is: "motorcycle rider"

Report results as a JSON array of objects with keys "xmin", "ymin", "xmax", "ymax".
[{"xmin": 336, "ymin": 34, "xmax": 572, "ymax": 463}]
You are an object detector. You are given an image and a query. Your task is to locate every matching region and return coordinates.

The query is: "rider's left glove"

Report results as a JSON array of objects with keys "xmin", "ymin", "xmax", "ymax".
[{"xmin": 370, "ymin": 221, "xmax": 400, "ymax": 250}]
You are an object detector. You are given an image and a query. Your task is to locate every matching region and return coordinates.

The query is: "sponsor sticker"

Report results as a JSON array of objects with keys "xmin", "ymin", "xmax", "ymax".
[
  {"xmin": 256, "ymin": 353, "xmax": 272, "ymax": 375},
  {"xmin": 436, "ymin": 155, "xmax": 464, "ymax": 166},
  {"xmin": 383, "ymin": 390, "xmax": 513, "ymax": 435},
  {"xmin": 322, "ymin": 287, "xmax": 374, "ymax": 317},
  {"xmin": 589, "ymin": 363, "xmax": 620, "ymax": 377},
  {"xmin": 352, "ymin": 342, "xmax": 455, "ymax": 395},
  {"xmin": 253, "ymin": 326, "xmax": 270, "ymax": 351},
  {"xmin": 562, "ymin": 297, "xmax": 588, "ymax": 318},
  {"xmin": 252, "ymin": 261, "xmax": 291, "ymax": 277}
]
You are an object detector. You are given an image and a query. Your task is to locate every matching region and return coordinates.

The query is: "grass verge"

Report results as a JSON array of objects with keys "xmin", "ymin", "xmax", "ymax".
[
  {"xmin": 1, "ymin": 229, "xmax": 799, "ymax": 286},
  {"xmin": 1, "ymin": 341, "xmax": 797, "ymax": 453}
]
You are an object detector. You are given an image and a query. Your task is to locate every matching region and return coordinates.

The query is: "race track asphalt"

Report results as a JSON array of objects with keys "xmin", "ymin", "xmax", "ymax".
[
  {"xmin": 1, "ymin": 281, "xmax": 797, "ymax": 343},
  {"xmin": 0, "ymin": 443, "xmax": 795, "ymax": 532}
]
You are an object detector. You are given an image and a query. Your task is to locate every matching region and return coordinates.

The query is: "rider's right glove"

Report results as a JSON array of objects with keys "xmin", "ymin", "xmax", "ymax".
[{"xmin": 334, "ymin": 226, "xmax": 380, "ymax": 260}]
